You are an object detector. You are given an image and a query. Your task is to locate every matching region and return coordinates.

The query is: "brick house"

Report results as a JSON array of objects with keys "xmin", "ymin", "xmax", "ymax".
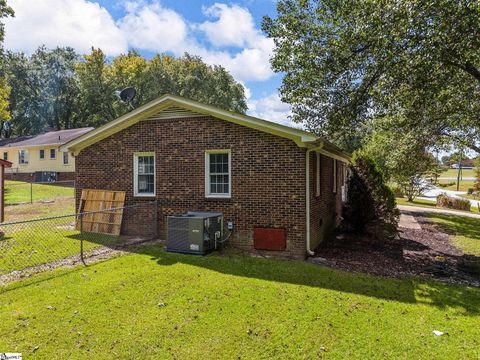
[{"xmin": 61, "ymin": 94, "xmax": 350, "ymax": 258}]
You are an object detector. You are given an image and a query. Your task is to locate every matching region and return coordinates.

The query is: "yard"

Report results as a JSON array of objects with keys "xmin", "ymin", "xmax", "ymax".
[
  {"xmin": 437, "ymin": 179, "xmax": 475, "ymax": 192},
  {"xmin": 0, "ymin": 198, "xmax": 479, "ymax": 359},
  {"xmin": 427, "ymin": 213, "xmax": 480, "ymax": 257},
  {"xmin": 5, "ymin": 180, "xmax": 74, "ymax": 205},
  {"xmin": 439, "ymin": 169, "xmax": 475, "ymax": 179},
  {"xmin": 0, "ymin": 246, "xmax": 479, "ymax": 359},
  {"xmin": 396, "ymin": 197, "xmax": 480, "ymax": 214}
]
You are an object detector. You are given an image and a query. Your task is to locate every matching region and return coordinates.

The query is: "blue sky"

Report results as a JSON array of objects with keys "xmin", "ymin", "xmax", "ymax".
[{"xmin": 4, "ymin": 0, "xmax": 292, "ymax": 125}]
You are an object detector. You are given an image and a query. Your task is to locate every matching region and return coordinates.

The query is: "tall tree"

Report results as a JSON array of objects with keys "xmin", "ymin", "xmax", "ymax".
[
  {"xmin": 31, "ymin": 46, "xmax": 80, "ymax": 131},
  {"xmin": 263, "ymin": 0, "xmax": 480, "ymax": 153},
  {"xmin": 144, "ymin": 53, "xmax": 247, "ymax": 113},
  {"xmin": 76, "ymin": 48, "xmax": 117, "ymax": 127},
  {"xmin": 0, "ymin": 0, "xmax": 14, "ymax": 136},
  {"xmin": 3, "ymin": 47, "xmax": 248, "ymax": 136}
]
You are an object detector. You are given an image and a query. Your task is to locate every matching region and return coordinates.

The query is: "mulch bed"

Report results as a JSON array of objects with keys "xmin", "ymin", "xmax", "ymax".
[{"xmin": 314, "ymin": 212, "xmax": 479, "ymax": 287}]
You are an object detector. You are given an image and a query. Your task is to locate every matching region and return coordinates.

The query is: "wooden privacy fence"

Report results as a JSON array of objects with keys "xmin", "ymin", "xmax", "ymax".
[{"xmin": 77, "ymin": 189, "xmax": 126, "ymax": 235}]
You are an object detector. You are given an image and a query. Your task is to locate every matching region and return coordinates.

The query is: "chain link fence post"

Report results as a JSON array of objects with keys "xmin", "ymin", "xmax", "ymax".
[
  {"xmin": 30, "ymin": 182, "xmax": 33, "ymax": 204},
  {"xmin": 80, "ymin": 211, "xmax": 85, "ymax": 265}
]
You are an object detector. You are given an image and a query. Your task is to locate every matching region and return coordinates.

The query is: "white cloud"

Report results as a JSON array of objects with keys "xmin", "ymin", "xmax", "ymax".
[
  {"xmin": 4, "ymin": 0, "xmax": 127, "ymax": 55},
  {"xmin": 198, "ymin": 3, "xmax": 258, "ymax": 48},
  {"xmin": 4, "ymin": 1, "xmax": 274, "ymax": 82},
  {"xmin": 197, "ymin": 3, "xmax": 274, "ymax": 81},
  {"xmin": 117, "ymin": 2, "xmax": 190, "ymax": 54},
  {"xmin": 248, "ymin": 93, "xmax": 299, "ymax": 128}
]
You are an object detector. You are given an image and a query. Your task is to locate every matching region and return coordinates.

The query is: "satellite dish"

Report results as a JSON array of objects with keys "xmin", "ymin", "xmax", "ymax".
[{"xmin": 117, "ymin": 87, "xmax": 136, "ymax": 103}]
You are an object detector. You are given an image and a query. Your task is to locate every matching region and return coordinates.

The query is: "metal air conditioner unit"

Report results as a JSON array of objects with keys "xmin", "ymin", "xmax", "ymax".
[{"xmin": 167, "ymin": 212, "xmax": 223, "ymax": 255}]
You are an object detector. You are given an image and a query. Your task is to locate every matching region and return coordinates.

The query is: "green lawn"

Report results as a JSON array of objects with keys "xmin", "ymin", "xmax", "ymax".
[
  {"xmin": 427, "ymin": 213, "xmax": 480, "ymax": 256},
  {"xmin": 440, "ymin": 169, "xmax": 475, "ymax": 179},
  {"xmin": 0, "ymin": 246, "xmax": 479, "ymax": 359},
  {"xmin": 1, "ymin": 198, "xmax": 121, "ymax": 274},
  {"xmin": 5, "ymin": 180, "xmax": 74, "ymax": 204},
  {"xmin": 396, "ymin": 197, "xmax": 480, "ymax": 214},
  {"xmin": 462, "ymin": 193, "xmax": 480, "ymax": 200},
  {"xmin": 437, "ymin": 179, "xmax": 475, "ymax": 192},
  {"xmin": 0, "ymin": 220, "xmax": 121, "ymax": 274}
]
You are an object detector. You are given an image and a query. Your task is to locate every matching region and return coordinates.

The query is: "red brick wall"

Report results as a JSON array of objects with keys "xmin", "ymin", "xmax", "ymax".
[
  {"xmin": 309, "ymin": 153, "xmax": 344, "ymax": 250},
  {"xmin": 75, "ymin": 116, "xmax": 310, "ymax": 258}
]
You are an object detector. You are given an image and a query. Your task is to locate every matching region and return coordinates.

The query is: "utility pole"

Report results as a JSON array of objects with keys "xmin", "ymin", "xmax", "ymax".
[{"xmin": 456, "ymin": 150, "xmax": 463, "ymax": 192}]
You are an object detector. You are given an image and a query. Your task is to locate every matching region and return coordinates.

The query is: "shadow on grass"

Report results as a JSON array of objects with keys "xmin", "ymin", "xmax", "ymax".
[
  {"xmin": 4, "ymin": 233, "xmax": 478, "ymax": 316},
  {"xmin": 427, "ymin": 213, "xmax": 480, "ymax": 242},
  {"xmin": 127, "ymin": 244, "xmax": 480, "ymax": 315}
]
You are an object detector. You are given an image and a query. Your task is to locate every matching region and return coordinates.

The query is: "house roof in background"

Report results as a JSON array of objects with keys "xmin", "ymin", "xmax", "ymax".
[
  {"xmin": 0, "ymin": 135, "xmax": 34, "ymax": 147},
  {"xmin": 0, "ymin": 128, "xmax": 94, "ymax": 149}
]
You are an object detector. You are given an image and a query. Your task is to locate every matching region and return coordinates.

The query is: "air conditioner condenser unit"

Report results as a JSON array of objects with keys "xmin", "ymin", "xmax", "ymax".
[{"xmin": 166, "ymin": 212, "xmax": 223, "ymax": 255}]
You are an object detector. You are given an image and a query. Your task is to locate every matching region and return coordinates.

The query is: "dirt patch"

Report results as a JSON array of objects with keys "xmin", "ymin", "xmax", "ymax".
[{"xmin": 314, "ymin": 211, "xmax": 479, "ymax": 287}]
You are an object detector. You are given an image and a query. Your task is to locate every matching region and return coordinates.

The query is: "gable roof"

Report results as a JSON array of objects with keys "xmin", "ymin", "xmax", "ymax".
[
  {"xmin": 60, "ymin": 94, "xmax": 350, "ymax": 162},
  {"xmin": 0, "ymin": 128, "xmax": 94, "ymax": 149}
]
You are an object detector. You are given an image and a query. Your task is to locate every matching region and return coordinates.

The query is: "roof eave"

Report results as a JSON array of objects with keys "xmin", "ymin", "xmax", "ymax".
[{"xmin": 60, "ymin": 94, "xmax": 319, "ymax": 154}]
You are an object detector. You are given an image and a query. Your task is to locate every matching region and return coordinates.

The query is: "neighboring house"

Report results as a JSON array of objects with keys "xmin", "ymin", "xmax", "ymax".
[
  {"xmin": 0, "ymin": 128, "xmax": 93, "ymax": 182},
  {"xmin": 61, "ymin": 95, "xmax": 350, "ymax": 258}
]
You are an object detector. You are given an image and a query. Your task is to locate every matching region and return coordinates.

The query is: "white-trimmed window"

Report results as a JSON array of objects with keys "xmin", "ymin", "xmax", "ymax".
[
  {"xmin": 316, "ymin": 153, "xmax": 321, "ymax": 197},
  {"xmin": 19, "ymin": 149, "xmax": 28, "ymax": 164},
  {"xmin": 63, "ymin": 152, "xmax": 69, "ymax": 165},
  {"xmin": 134, "ymin": 152, "xmax": 155, "ymax": 197},
  {"xmin": 39, "ymin": 149, "xmax": 45, "ymax": 160},
  {"xmin": 50, "ymin": 148, "xmax": 56, "ymax": 159},
  {"xmin": 205, "ymin": 150, "xmax": 231, "ymax": 198},
  {"xmin": 333, "ymin": 159, "xmax": 337, "ymax": 193}
]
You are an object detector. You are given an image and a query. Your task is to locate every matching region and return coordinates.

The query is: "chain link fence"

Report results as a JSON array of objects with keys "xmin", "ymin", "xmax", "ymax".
[
  {"xmin": 5, "ymin": 180, "xmax": 75, "ymax": 205},
  {"xmin": 0, "ymin": 202, "xmax": 158, "ymax": 278}
]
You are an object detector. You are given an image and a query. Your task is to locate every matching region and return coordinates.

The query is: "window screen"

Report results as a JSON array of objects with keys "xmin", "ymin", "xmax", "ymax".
[
  {"xmin": 208, "ymin": 152, "xmax": 230, "ymax": 196},
  {"xmin": 135, "ymin": 154, "xmax": 155, "ymax": 195}
]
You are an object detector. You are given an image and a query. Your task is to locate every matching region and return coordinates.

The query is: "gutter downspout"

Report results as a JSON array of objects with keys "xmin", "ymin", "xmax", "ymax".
[{"xmin": 305, "ymin": 142, "xmax": 324, "ymax": 256}]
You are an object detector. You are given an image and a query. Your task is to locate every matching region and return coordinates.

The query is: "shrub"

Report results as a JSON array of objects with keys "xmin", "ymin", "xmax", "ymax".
[
  {"xmin": 467, "ymin": 188, "xmax": 474, "ymax": 195},
  {"xmin": 436, "ymin": 194, "xmax": 471, "ymax": 211},
  {"xmin": 343, "ymin": 153, "xmax": 399, "ymax": 238},
  {"xmin": 438, "ymin": 181, "xmax": 455, "ymax": 188}
]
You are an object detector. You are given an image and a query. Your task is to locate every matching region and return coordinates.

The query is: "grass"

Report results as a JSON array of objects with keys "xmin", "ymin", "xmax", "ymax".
[
  {"xmin": 0, "ymin": 246, "xmax": 479, "ymax": 359},
  {"xmin": 396, "ymin": 197, "xmax": 480, "ymax": 214},
  {"xmin": 437, "ymin": 179, "xmax": 475, "ymax": 192},
  {"xmin": 5, "ymin": 180, "xmax": 74, "ymax": 205},
  {"xmin": 0, "ymin": 198, "xmax": 119, "ymax": 275},
  {"xmin": 440, "ymin": 169, "xmax": 475, "ymax": 179},
  {"xmin": 4, "ymin": 197, "xmax": 75, "ymax": 222},
  {"xmin": 461, "ymin": 193, "xmax": 480, "ymax": 200},
  {"xmin": 427, "ymin": 213, "xmax": 480, "ymax": 257},
  {"xmin": 0, "ymin": 222, "xmax": 121, "ymax": 274}
]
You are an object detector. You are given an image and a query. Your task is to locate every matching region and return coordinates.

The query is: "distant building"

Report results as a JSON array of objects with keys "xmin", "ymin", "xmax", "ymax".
[{"xmin": 0, "ymin": 128, "xmax": 93, "ymax": 182}]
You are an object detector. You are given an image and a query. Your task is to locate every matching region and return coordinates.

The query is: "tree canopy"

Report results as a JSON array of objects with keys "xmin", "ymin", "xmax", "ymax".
[
  {"xmin": 263, "ymin": 0, "xmax": 480, "ymax": 154},
  {"xmin": 2, "ymin": 47, "xmax": 247, "ymax": 137},
  {"xmin": 0, "ymin": 0, "xmax": 13, "ymax": 128}
]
